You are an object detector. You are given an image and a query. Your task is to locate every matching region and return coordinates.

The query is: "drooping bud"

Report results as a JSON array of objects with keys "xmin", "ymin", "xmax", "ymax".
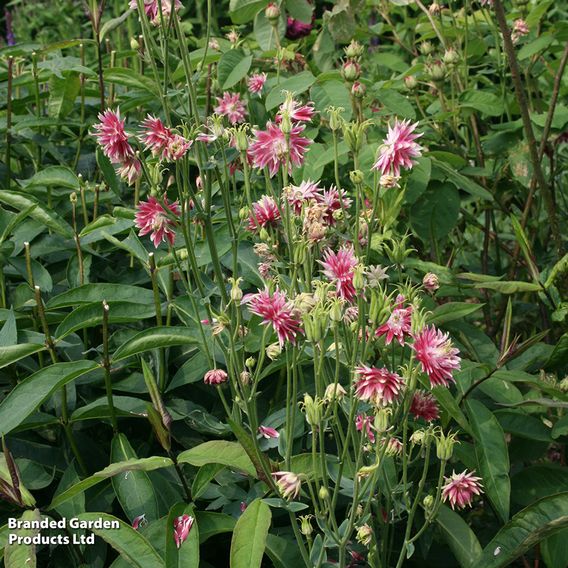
[
  {"xmin": 229, "ymin": 277, "xmax": 243, "ymax": 302},
  {"xmin": 443, "ymin": 47, "xmax": 460, "ymax": 67},
  {"xmin": 422, "ymin": 272, "xmax": 440, "ymax": 293},
  {"xmin": 423, "ymin": 494, "xmax": 435, "ymax": 510},
  {"xmin": 324, "ymin": 382, "xmax": 347, "ymax": 402},
  {"xmin": 356, "ymin": 524, "xmax": 373, "ymax": 547},
  {"xmin": 299, "ymin": 515, "xmax": 313, "ymax": 536},
  {"xmin": 426, "ymin": 60, "xmax": 447, "ymax": 82},
  {"xmin": 266, "ymin": 342, "xmax": 282, "ymax": 360},
  {"xmin": 301, "ymin": 393, "xmax": 324, "ymax": 428},
  {"xmin": 130, "ymin": 37, "xmax": 140, "ymax": 50},
  {"xmin": 245, "ymin": 357, "xmax": 256, "ymax": 369}
]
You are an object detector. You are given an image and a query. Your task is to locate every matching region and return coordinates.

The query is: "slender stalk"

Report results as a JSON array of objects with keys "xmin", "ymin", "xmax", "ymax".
[
  {"xmin": 102, "ymin": 301, "xmax": 118, "ymax": 432},
  {"xmin": 492, "ymin": 0, "xmax": 564, "ymax": 257},
  {"xmin": 5, "ymin": 57, "xmax": 13, "ymax": 188}
]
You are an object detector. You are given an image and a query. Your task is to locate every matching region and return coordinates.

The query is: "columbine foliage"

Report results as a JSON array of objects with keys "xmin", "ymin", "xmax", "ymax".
[{"xmin": 0, "ymin": 1, "xmax": 567, "ymax": 567}]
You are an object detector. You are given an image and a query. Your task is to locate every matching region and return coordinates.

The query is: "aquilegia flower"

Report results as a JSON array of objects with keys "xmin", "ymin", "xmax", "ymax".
[
  {"xmin": 140, "ymin": 115, "xmax": 191, "ymax": 161},
  {"xmin": 442, "ymin": 470, "xmax": 483, "ymax": 510},
  {"xmin": 512, "ymin": 19, "xmax": 529, "ymax": 43},
  {"xmin": 173, "ymin": 514, "xmax": 194, "ymax": 548},
  {"xmin": 92, "ymin": 108, "xmax": 134, "ymax": 163},
  {"xmin": 214, "ymin": 92, "xmax": 247, "ymax": 125},
  {"xmin": 248, "ymin": 121, "xmax": 312, "ymax": 177},
  {"xmin": 286, "ymin": 15, "xmax": 313, "ymax": 40},
  {"xmin": 316, "ymin": 185, "xmax": 352, "ymax": 225},
  {"xmin": 272, "ymin": 471, "xmax": 301, "ymax": 500},
  {"xmin": 411, "ymin": 325, "xmax": 461, "ymax": 388},
  {"xmin": 320, "ymin": 246, "xmax": 358, "ymax": 302},
  {"xmin": 277, "ymin": 96, "xmax": 315, "ymax": 124},
  {"xmin": 134, "ymin": 196, "xmax": 180, "ymax": 247},
  {"xmin": 130, "ymin": 0, "xmax": 182, "ymax": 26},
  {"xmin": 258, "ymin": 425, "xmax": 279, "ymax": 439},
  {"xmin": 116, "ymin": 156, "xmax": 142, "ymax": 185},
  {"xmin": 355, "ymin": 414, "xmax": 375, "ymax": 443},
  {"xmin": 372, "ymin": 119, "xmax": 423, "ymax": 177},
  {"xmin": 410, "ymin": 390, "xmax": 440, "ymax": 422},
  {"xmin": 204, "ymin": 369, "xmax": 228, "ymax": 385},
  {"xmin": 248, "ymin": 195, "xmax": 281, "ymax": 231},
  {"xmin": 247, "ymin": 73, "xmax": 267, "ymax": 95},
  {"xmin": 242, "ymin": 288, "xmax": 303, "ymax": 346},
  {"xmin": 376, "ymin": 306, "xmax": 413, "ymax": 346},
  {"xmin": 285, "ymin": 180, "xmax": 321, "ymax": 214},
  {"xmin": 354, "ymin": 365, "xmax": 404, "ymax": 406}
]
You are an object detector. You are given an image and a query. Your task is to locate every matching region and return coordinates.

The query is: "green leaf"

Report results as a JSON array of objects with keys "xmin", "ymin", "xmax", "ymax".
[
  {"xmin": 0, "ymin": 308, "xmax": 17, "ymax": 346},
  {"xmin": 552, "ymin": 414, "xmax": 568, "ymax": 439},
  {"xmin": 511, "ymin": 465, "xmax": 568, "ymax": 507},
  {"xmin": 4, "ymin": 509, "xmax": 41, "ymax": 568},
  {"xmin": 0, "ymin": 360, "xmax": 99, "ymax": 436},
  {"xmin": 229, "ymin": 0, "xmax": 268, "ymax": 24},
  {"xmin": 22, "ymin": 165, "xmax": 80, "ymax": 190},
  {"xmin": 0, "ymin": 343, "xmax": 45, "ymax": 369},
  {"xmin": 165, "ymin": 503, "xmax": 199, "ymax": 567},
  {"xmin": 432, "ymin": 387, "xmax": 473, "ymax": 435},
  {"xmin": 436, "ymin": 505, "xmax": 482, "ymax": 568},
  {"xmin": 545, "ymin": 333, "xmax": 568, "ymax": 371},
  {"xmin": 428, "ymin": 302, "xmax": 484, "ymax": 325},
  {"xmin": 76, "ymin": 513, "xmax": 165, "ymax": 568},
  {"xmin": 265, "ymin": 71, "xmax": 316, "ymax": 110},
  {"xmin": 432, "ymin": 158, "xmax": 493, "ymax": 200},
  {"xmin": 48, "ymin": 457, "xmax": 174, "ymax": 510},
  {"xmin": 218, "ymin": 49, "xmax": 253, "ymax": 90},
  {"xmin": 254, "ymin": 10, "xmax": 286, "ymax": 51},
  {"xmin": 310, "ymin": 80, "xmax": 352, "ymax": 120},
  {"xmin": 494, "ymin": 410, "xmax": 551, "ymax": 442},
  {"xmin": 410, "ymin": 182, "xmax": 460, "ymax": 242},
  {"xmin": 265, "ymin": 534, "xmax": 304, "ymax": 568},
  {"xmin": 111, "ymin": 434, "xmax": 160, "ymax": 523},
  {"xmin": 48, "ymin": 73, "xmax": 80, "ymax": 119},
  {"xmin": 196, "ymin": 512, "xmax": 236, "ymax": 543},
  {"xmin": 112, "ymin": 327, "xmax": 199, "ymax": 362},
  {"xmin": 473, "ymin": 281, "xmax": 542, "ymax": 294},
  {"xmin": 0, "ymin": 191, "xmax": 73, "ymax": 238},
  {"xmin": 192, "ymin": 463, "xmax": 225, "ymax": 500},
  {"xmin": 178, "ymin": 441, "xmax": 256, "ymax": 477},
  {"xmin": 48, "ymin": 284, "xmax": 154, "ymax": 309},
  {"xmin": 461, "ymin": 91, "xmax": 504, "ymax": 117},
  {"xmin": 466, "ymin": 399, "xmax": 510, "ymax": 523},
  {"xmin": 518, "ymin": 34, "xmax": 554, "ymax": 60},
  {"xmin": 287, "ymin": 0, "xmax": 313, "ymax": 22},
  {"xmin": 104, "ymin": 67, "xmax": 161, "ymax": 97},
  {"xmin": 230, "ymin": 499, "xmax": 271, "ymax": 568},
  {"xmin": 471, "ymin": 493, "xmax": 568, "ymax": 568},
  {"xmin": 542, "ymin": 528, "xmax": 568, "ymax": 568},
  {"xmin": 100, "ymin": 8, "xmax": 134, "ymax": 40},
  {"xmin": 375, "ymin": 90, "xmax": 416, "ymax": 119},
  {"xmin": 55, "ymin": 301, "xmax": 155, "ymax": 340}
]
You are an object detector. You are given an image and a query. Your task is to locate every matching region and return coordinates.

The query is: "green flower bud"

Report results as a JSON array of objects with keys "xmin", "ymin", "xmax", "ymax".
[
  {"xmin": 404, "ymin": 75, "xmax": 418, "ymax": 90},
  {"xmin": 245, "ymin": 357, "xmax": 256, "ymax": 369},
  {"xmin": 299, "ymin": 515, "xmax": 313, "ymax": 536},
  {"xmin": 259, "ymin": 227, "xmax": 270, "ymax": 241},
  {"xmin": 329, "ymin": 298, "xmax": 343, "ymax": 323},
  {"xmin": 374, "ymin": 408, "xmax": 391, "ymax": 433},
  {"xmin": 423, "ymin": 494, "xmax": 435, "ymax": 510},
  {"xmin": 341, "ymin": 59, "xmax": 361, "ymax": 82},
  {"xmin": 228, "ymin": 277, "xmax": 243, "ymax": 302},
  {"xmin": 301, "ymin": 393, "xmax": 324, "ymax": 428},
  {"xmin": 327, "ymin": 106, "xmax": 345, "ymax": 131},
  {"xmin": 344, "ymin": 40, "xmax": 364, "ymax": 59},
  {"xmin": 436, "ymin": 430, "xmax": 458, "ymax": 461},
  {"xmin": 349, "ymin": 170, "xmax": 364, "ymax": 185},
  {"xmin": 130, "ymin": 37, "xmax": 140, "ymax": 50},
  {"xmin": 265, "ymin": 2, "xmax": 280, "ymax": 23},
  {"xmin": 318, "ymin": 486, "xmax": 329, "ymax": 500},
  {"xmin": 266, "ymin": 342, "xmax": 282, "ymax": 360},
  {"xmin": 353, "ymin": 264, "xmax": 366, "ymax": 291},
  {"xmin": 420, "ymin": 41, "xmax": 435, "ymax": 56}
]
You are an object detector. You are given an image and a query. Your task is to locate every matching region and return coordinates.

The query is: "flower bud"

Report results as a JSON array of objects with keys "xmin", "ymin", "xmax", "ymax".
[
  {"xmin": 404, "ymin": 75, "xmax": 418, "ymax": 91},
  {"xmin": 324, "ymin": 382, "xmax": 347, "ymax": 402},
  {"xmin": 443, "ymin": 48, "xmax": 460, "ymax": 67},
  {"xmin": 410, "ymin": 429, "xmax": 426, "ymax": 445},
  {"xmin": 429, "ymin": 2, "xmax": 441, "ymax": 15},
  {"xmin": 318, "ymin": 486, "xmax": 329, "ymax": 500},
  {"xmin": 265, "ymin": 2, "xmax": 280, "ymax": 23},
  {"xmin": 130, "ymin": 37, "xmax": 140, "ymax": 50},
  {"xmin": 70, "ymin": 192, "xmax": 77, "ymax": 204},
  {"xmin": 239, "ymin": 207, "xmax": 250, "ymax": 221},
  {"xmin": 380, "ymin": 174, "xmax": 400, "ymax": 189},
  {"xmin": 301, "ymin": 393, "xmax": 324, "ymax": 427},
  {"xmin": 357, "ymin": 463, "xmax": 379, "ymax": 478},
  {"xmin": 344, "ymin": 39, "xmax": 364, "ymax": 59},
  {"xmin": 350, "ymin": 169, "xmax": 364, "ymax": 185},
  {"xmin": 423, "ymin": 494, "xmax": 435, "ymax": 510},
  {"xmin": 341, "ymin": 60, "xmax": 361, "ymax": 82},
  {"xmin": 245, "ymin": 357, "xmax": 256, "ymax": 369},
  {"xmin": 374, "ymin": 408, "xmax": 391, "ymax": 433},
  {"xmin": 384, "ymin": 437, "xmax": 403, "ymax": 456},
  {"xmin": 329, "ymin": 298, "xmax": 343, "ymax": 323},
  {"xmin": 229, "ymin": 277, "xmax": 243, "ymax": 302},
  {"xmin": 299, "ymin": 515, "xmax": 313, "ymax": 536},
  {"xmin": 356, "ymin": 524, "xmax": 373, "ymax": 547},
  {"xmin": 266, "ymin": 342, "xmax": 282, "ymax": 360},
  {"xmin": 559, "ymin": 376, "xmax": 568, "ymax": 392},
  {"xmin": 353, "ymin": 264, "xmax": 365, "ymax": 291},
  {"xmin": 240, "ymin": 370, "xmax": 251, "ymax": 385},
  {"xmin": 259, "ymin": 227, "xmax": 270, "ymax": 241},
  {"xmin": 426, "ymin": 60, "xmax": 447, "ymax": 82},
  {"xmin": 436, "ymin": 431, "xmax": 458, "ymax": 461},
  {"xmin": 422, "ymin": 272, "xmax": 440, "ymax": 292},
  {"xmin": 420, "ymin": 41, "xmax": 435, "ymax": 56},
  {"xmin": 327, "ymin": 106, "xmax": 345, "ymax": 131},
  {"xmin": 233, "ymin": 126, "xmax": 249, "ymax": 151},
  {"xmin": 351, "ymin": 81, "xmax": 366, "ymax": 98}
]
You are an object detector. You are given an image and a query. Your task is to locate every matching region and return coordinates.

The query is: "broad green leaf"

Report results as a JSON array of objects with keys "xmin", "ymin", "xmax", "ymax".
[
  {"xmin": 104, "ymin": 67, "xmax": 160, "ymax": 97},
  {"xmin": 0, "ymin": 308, "xmax": 17, "ymax": 346},
  {"xmin": 511, "ymin": 465, "xmax": 568, "ymax": 507},
  {"xmin": 494, "ymin": 410, "xmax": 551, "ymax": 442},
  {"xmin": 518, "ymin": 34, "xmax": 554, "ymax": 60},
  {"xmin": 471, "ymin": 493, "xmax": 568, "ymax": 568},
  {"xmin": 8, "ymin": 257, "xmax": 53, "ymax": 292},
  {"xmin": 196, "ymin": 512, "xmax": 236, "ymax": 543},
  {"xmin": 0, "ymin": 360, "xmax": 99, "ymax": 435},
  {"xmin": 254, "ymin": 10, "xmax": 286, "ymax": 51},
  {"xmin": 191, "ymin": 463, "xmax": 225, "ymax": 500},
  {"xmin": 410, "ymin": 183, "xmax": 460, "ymax": 242},
  {"xmin": 466, "ymin": 399, "xmax": 510, "ymax": 523},
  {"xmin": 178, "ymin": 441, "xmax": 256, "ymax": 477},
  {"xmin": 111, "ymin": 434, "xmax": 159, "ymax": 523},
  {"xmin": 432, "ymin": 386, "xmax": 473, "ymax": 435},
  {"xmin": 474, "ymin": 281, "xmax": 542, "ymax": 294},
  {"xmin": 76, "ymin": 513, "xmax": 165, "ymax": 568},
  {"xmin": 4, "ymin": 509, "xmax": 41, "ymax": 568},
  {"xmin": 542, "ymin": 528, "xmax": 568, "ymax": 568},
  {"xmin": 218, "ymin": 49, "xmax": 253, "ymax": 90},
  {"xmin": 22, "ymin": 165, "xmax": 80, "ymax": 190},
  {"xmin": 545, "ymin": 333, "xmax": 568, "ymax": 371},
  {"xmin": 461, "ymin": 91, "xmax": 504, "ymax": 117},
  {"xmin": 54, "ymin": 463, "xmax": 84, "ymax": 520},
  {"xmin": 100, "ymin": 8, "xmax": 134, "ymax": 40},
  {"xmin": 229, "ymin": 0, "xmax": 268, "ymax": 24},
  {"xmin": 375, "ymin": 89, "xmax": 416, "ymax": 119},
  {"xmin": 431, "ymin": 158, "xmax": 493, "ymax": 200},
  {"xmin": 230, "ymin": 499, "xmax": 271, "ymax": 568},
  {"xmin": 436, "ymin": 505, "xmax": 482, "ymax": 568},
  {"xmin": 47, "ymin": 284, "xmax": 154, "ymax": 309},
  {"xmin": 48, "ymin": 457, "xmax": 174, "ymax": 510},
  {"xmin": 71, "ymin": 395, "xmax": 147, "ymax": 422},
  {"xmin": 55, "ymin": 301, "xmax": 155, "ymax": 340},
  {"xmin": 310, "ymin": 80, "xmax": 352, "ymax": 120},
  {"xmin": 265, "ymin": 534, "xmax": 304, "ymax": 568},
  {"xmin": 112, "ymin": 327, "xmax": 199, "ymax": 362},
  {"xmin": 48, "ymin": 73, "xmax": 80, "ymax": 119},
  {"xmin": 0, "ymin": 343, "xmax": 45, "ymax": 369},
  {"xmin": 287, "ymin": 0, "xmax": 313, "ymax": 22},
  {"xmin": 0, "ymin": 191, "xmax": 73, "ymax": 237},
  {"xmin": 165, "ymin": 503, "xmax": 199, "ymax": 567},
  {"xmin": 428, "ymin": 302, "xmax": 484, "ymax": 325},
  {"xmin": 265, "ymin": 71, "xmax": 316, "ymax": 110},
  {"xmin": 552, "ymin": 414, "xmax": 568, "ymax": 439}
]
